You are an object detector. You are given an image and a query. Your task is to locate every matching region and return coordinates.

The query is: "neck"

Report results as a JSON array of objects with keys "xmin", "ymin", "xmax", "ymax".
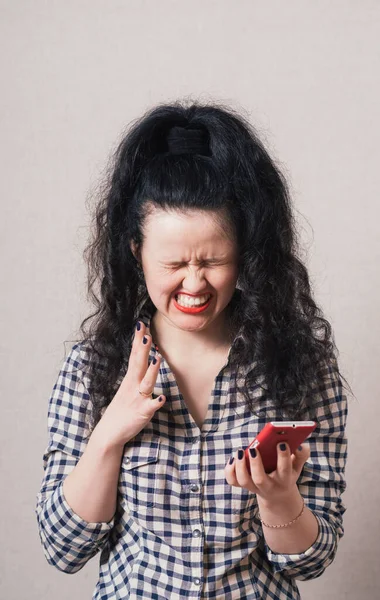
[{"xmin": 150, "ymin": 308, "xmax": 234, "ymax": 360}]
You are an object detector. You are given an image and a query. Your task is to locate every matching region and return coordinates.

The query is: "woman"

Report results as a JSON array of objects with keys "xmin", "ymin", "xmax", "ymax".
[{"xmin": 35, "ymin": 101, "xmax": 349, "ymax": 599}]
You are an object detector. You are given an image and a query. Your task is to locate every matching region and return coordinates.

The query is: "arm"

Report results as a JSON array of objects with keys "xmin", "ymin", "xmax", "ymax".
[
  {"xmin": 35, "ymin": 343, "xmax": 122, "ymax": 574},
  {"xmin": 262, "ymin": 356, "xmax": 348, "ymax": 580},
  {"xmin": 257, "ymin": 485, "xmax": 319, "ymax": 555},
  {"xmin": 62, "ymin": 428, "xmax": 124, "ymax": 524}
]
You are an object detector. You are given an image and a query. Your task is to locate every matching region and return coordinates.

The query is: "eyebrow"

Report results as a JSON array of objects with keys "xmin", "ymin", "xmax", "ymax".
[{"xmin": 159, "ymin": 257, "xmax": 227, "ymax": 266}]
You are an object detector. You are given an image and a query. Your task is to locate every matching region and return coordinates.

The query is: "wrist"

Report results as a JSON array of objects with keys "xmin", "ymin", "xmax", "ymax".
[
  {"xmin": 257, "ymin": 485, "xmax": 302, "ymax": 516},
  {"xmin": 89, "ymin": 425, "xmax": 126, "ymax": 456}
]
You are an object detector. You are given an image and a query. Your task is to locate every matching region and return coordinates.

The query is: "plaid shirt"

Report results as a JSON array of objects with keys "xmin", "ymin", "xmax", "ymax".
[{"xmin": 36, "ymin": 300, "xmax": 348, "ymax": 599}]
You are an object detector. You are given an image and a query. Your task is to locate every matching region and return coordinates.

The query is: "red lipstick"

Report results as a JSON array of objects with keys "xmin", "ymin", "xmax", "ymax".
[{"xmin": 173, "ymin": 294, "xmax": 212, "ymax": 314}]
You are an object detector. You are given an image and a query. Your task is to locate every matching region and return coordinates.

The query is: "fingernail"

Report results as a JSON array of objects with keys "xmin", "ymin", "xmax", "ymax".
[
  {"xmin": 143, "ymin": 336, "xmax": 148, "ymax": 344},
  {"xmin": 298, "ymin": 445, "xmax": 302, "ymax": 451},
  {"xmin": 238, "ymin": 449, "xmax": 244, "ymax": 460},
  {"xmin": 229, "ymin": 456, "xmax": 234, "ymax": 465},
  {"xmin": 152, "ymin": 357, "xmax": 157, "ymax": 365},
  {"xmin": 158, "ymin": 395, "xmax": 164, "ymax": 402},
  {"xmin": 280, "ymin": 443, "xmax": 287, "ymax": 451},
  {"xmin": 249, "ymin": 447, "xmax": 256, "ymax": 458},
  {"xmin": 136, "ymin": 321, "xmax": 141, "ymax": 331}
]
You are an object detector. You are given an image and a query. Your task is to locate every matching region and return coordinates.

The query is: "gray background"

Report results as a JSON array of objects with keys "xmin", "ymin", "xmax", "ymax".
[{"xmin": 1, "ymin": 1, "xmax": 378, "ymax": 598}]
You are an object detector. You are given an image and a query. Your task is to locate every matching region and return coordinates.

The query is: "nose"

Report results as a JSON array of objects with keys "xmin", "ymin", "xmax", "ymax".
[{"xmin": 180, "ymin": 266, "xmax": 209, "ymax": 294}]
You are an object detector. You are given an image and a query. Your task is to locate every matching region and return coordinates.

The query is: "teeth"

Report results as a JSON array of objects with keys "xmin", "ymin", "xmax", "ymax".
[{"xmin": 176, "ymin": 294, "xmax": 211, "ymax": 307}]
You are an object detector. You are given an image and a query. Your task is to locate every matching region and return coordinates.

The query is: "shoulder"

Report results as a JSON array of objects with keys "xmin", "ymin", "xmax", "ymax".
[
  {"xmin": 60, "ymin": 340, "xmax": 108, "ymax": 393},
  {"xmin": 63, "ymin": 339, "xmax": 107, "ymax": 371},
  {"xmin": 311, "ymin": 354, "xmax": 348, "ymax": 430}
]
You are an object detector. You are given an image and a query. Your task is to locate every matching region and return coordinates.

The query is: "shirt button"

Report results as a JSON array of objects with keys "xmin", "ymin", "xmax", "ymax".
[
  {"xmin": 193, "ymin": 529, "xmax": 202, "ymax": 537},
  {"xmin": 193, "ymin": 577, "xmax": 201, "ymax": 585},
  {"xmin": 125, "ymin": 457, "xmax": 130, "ymax": 464},
  {"xmin": 192, "ymin": 437, "xmax": 199, "ymax": 443},
  {"xmin": 190, "ymin": 484, "xmax": 199, "ymax": 493}
]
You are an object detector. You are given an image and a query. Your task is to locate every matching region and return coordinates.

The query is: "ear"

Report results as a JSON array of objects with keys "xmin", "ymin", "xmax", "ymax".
[
  {"xmin": 130, "ymin": 241, "xmax": 142, "ymax": 265},
  {"xmin": 130, "ymin": 240, "xmax": 138, "ymax": 259}
]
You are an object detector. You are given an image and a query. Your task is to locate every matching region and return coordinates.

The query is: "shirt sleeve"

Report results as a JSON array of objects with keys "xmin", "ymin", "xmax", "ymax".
[
  {"xmin": 263, "ymin": 356, "xmax": 348, "ymax": 580},
  {"xmin": 35, "ymin": 343, "xmax": 115, "ymax": 574}
]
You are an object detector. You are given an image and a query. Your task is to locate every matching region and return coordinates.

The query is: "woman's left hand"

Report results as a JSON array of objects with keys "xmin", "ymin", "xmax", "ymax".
[{"xmin": 224, "ymin": 443, "xmax": 310, "ymax": 505}]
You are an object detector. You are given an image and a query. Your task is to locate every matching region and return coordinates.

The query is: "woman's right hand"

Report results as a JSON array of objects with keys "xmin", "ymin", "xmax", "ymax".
[{"xmin": 94, "ymin": 321, "xmax": 166, "ymax": 449}]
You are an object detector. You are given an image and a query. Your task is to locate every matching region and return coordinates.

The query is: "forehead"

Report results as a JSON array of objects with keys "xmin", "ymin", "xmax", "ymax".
[{"xmin": 143, "ymin": 206, "xmax": 234, "ymax": 246}]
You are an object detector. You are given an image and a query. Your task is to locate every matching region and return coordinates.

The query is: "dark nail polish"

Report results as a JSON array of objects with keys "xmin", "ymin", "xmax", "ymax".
[
  {"xmin": 280, "ymin": 443, "xmax": 287, "ymax": 451},
  {"xmin": 143, "ymin": 336, "xmax": 148, "ymax": 344},
  {"xmin": 249, "ymin": 447, "xmax": 256, "ymax": 458},
  {"xmin": 158, "ymin": 395, "xmax": 164, "ymax": 402},
  {"xmin": 136, "ymin": 321, "xmax": 141, "ymax": 331},
  {"xmin": 229, "ymin": 456, "xmax": 234, "ymax": 465},
  {"xmin": 298, "ymin": 445, "xmax": 302, "ymax": 451},
  {"xmin": 238, "ymin": 449, "xmax": 244, "ymax": 460},
  {"xmin": 152, "ymin": 357, "xmax": 157, "ymax": 365}
]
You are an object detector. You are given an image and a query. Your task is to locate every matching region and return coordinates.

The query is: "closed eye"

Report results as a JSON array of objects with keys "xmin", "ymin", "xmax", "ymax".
[{"xmin": 163, "ymin": 261, "xmax": 224, "ymax": 269}]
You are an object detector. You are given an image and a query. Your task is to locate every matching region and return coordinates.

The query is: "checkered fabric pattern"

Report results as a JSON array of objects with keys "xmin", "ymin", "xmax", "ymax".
[{"xmin": 36, "ymin": 300, "xmax": 348, "ymax": 599}]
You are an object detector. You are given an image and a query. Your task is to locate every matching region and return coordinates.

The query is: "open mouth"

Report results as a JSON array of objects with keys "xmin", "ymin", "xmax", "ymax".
[{"xmin": 174, "ymin": 294, "xmax": 212, "ymax": 308}]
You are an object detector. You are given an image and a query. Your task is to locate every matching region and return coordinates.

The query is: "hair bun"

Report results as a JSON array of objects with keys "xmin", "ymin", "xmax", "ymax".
[{"xmin": 166, "ymin": 125, "xmax": 210, "ymax": 156}]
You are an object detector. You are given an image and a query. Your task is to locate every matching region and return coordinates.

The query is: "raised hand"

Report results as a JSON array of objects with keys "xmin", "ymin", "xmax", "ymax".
[{"xmin": 95, "ymin": 320, "xmax": 166, "ymax": 449}]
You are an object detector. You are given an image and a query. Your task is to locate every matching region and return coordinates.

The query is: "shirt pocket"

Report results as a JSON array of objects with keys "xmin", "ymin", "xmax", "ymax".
[{"xmin": 119, "ymin": 436, "xmax": 161, "ymax": 514}]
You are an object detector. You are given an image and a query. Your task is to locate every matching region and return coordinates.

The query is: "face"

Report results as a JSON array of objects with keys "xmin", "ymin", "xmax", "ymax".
[{"xmin": 133, "ymin": 206, "xmax": 239, "ymax": 334}]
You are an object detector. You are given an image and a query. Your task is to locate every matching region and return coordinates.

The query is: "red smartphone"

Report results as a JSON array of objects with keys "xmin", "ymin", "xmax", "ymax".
[{"xmin": 244, "ymin": 421, "xmax": 317, "ymax": 474}]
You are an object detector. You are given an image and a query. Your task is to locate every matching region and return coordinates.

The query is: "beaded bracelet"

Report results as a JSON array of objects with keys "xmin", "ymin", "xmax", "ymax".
[{"xmin": 259, "ymin": 497, "xmax": 305, "ymax": 529}]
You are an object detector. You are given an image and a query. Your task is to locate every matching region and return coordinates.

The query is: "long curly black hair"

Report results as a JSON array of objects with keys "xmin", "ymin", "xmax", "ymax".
[{"xmin": 73, "ymin": 99, "xmax": 351, "ymax": 433}]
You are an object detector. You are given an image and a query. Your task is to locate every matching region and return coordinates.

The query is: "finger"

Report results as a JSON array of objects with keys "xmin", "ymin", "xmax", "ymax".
[
  {"xmin": 234, "ymin": 448, "xmax": 259, "ymax": 493},
  {"xmin": 276, "ymin": 442, "xmax": 293, "ymax": 479},
  {"xmin": 139, "ymin": 354, "xmax": 162, "ymax": 397},
  {"xmin": 130, "ymin": 321, "xmax": 145, "ymax": 359},
  {"xmin": 119, "ymin": 322, "xmax": 146, "ymax": 389},
  {"xmin": 224, "ymin": 456, "xmax": 239, "ymax": 486},
  {"xmin": 134, "ymin": 331, "xmax": 154, "ymax": 380},
  {"xmin": 247, "ymin": 446, "xmax": 267, "ymax": 488},
  {"xmin": 292, "ymin": 443, "xmax": 310, "ymax": 477}
]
